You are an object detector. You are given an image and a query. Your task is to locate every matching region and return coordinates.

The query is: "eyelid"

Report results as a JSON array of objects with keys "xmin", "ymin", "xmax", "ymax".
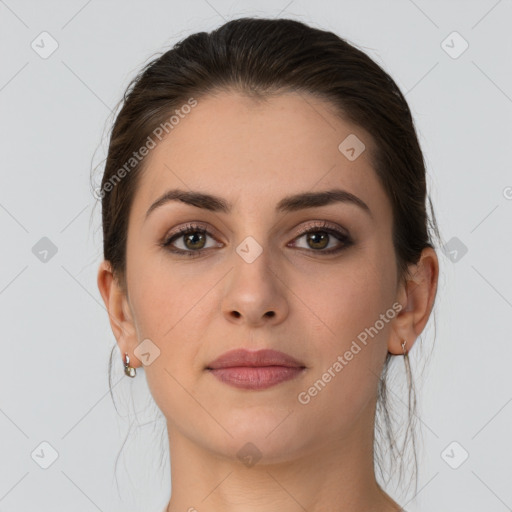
[
  {"xmin": 294, "ymin": 220, "xmax": 349, "ymax": 237},
  {"xmin": 164, "ymin": 220, "xmax": 348, "ymax": 240},
  {"xmin": 164, "ymin": 221, "xmax": 220, "ymax": 241}
]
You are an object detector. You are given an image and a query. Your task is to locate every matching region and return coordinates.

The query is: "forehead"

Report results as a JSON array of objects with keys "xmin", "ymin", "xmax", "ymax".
[{"xmin": 131, "ymin": 90, "xmax": 389, "ymax": 221}]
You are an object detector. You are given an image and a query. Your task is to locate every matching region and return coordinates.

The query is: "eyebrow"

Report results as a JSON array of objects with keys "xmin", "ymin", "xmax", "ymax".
[{"xmin": 145, "ymin": 188, "xmax": 372, "ymax": 220}]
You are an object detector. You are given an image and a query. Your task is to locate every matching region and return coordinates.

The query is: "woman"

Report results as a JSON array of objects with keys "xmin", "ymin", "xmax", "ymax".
[{"xmin": 96, "ymin": 17, "xmax": 440, "ymax": 512}]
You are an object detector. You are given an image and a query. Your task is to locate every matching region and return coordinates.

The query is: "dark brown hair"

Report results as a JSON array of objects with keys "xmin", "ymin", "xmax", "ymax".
[{"xmin": 94, "ymin": 16, "xmax": 442, "ymax": 497}]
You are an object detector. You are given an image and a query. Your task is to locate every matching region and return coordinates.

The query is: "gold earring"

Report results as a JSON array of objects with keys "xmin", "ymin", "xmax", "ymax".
[
  {"xmin": 124, "ymin": 352, "xmax": 136, "ymax": 377},
  {"xmin": 401, "ymin": 339, "xmax": 408, "ymax": 356}
]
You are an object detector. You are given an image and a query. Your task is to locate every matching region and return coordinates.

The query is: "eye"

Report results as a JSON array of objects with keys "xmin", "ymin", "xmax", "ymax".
[
  {"xmin": 161, "ymin": 223, "xmax": 222, "ymax": 257},
  {"xmin": 289, "ymin": 221, "xmax": 353, "ymax": 255},
  {"xmin": 160, "ymin": 220, "xmax": 353, "ymax": 258}
]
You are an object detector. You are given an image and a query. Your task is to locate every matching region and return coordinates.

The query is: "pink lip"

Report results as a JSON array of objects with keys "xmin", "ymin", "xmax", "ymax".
[
  {"xmin": 205, "ymin": 349, "xmax": 306, "ymax": 390},
  {"xmin": 206, "ymin": 348, "xmax": 305, "ymax": 369}
]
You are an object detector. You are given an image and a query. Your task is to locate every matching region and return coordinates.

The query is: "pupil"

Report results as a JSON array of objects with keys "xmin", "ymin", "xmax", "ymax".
[
  {"xmin": 186, "ymin": 232, "xmax": 205, "ymax": 249},
  {"xmin": 309, "ymin": 232, "xmax": 328, "ymax": 249}
]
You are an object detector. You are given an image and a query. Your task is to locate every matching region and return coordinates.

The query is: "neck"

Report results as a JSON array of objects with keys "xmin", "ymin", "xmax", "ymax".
[{"xmin": 163, "ymin": 400, "xmax": 401, "ymax": 512}]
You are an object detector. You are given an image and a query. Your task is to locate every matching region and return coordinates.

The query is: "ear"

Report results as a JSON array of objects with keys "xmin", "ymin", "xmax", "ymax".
[
  {"xmin": 97, "ymin": 260, "xmax": 141, "ymax": 369},
  {"xmin": 388, "ymin": 247, "xmax": 439, "ymax": 355}
]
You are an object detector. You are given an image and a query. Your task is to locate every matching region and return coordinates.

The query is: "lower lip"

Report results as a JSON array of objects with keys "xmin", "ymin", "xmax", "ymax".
[{"xmin": 207, "ymin": 366, "xmax": 305, "ymax": 390}]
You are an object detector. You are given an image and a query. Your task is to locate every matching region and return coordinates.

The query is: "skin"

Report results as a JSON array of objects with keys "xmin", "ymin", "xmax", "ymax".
[{"xmin": 98, "ymin": 90, "xmax": 438, "ymax": 512}]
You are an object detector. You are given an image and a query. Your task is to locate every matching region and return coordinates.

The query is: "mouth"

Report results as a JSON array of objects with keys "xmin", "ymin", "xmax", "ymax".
[
  {"xmin": 206, "ymin": 348, "xmax": 305, "ymax": 369},
  {"xmin": 205, "ymin": 348, "xmax": 306, "ymax": 390}
]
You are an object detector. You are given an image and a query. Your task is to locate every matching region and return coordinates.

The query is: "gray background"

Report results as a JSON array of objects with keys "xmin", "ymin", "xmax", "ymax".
[{"xmin": 1, "ymin": 0, "xmax": 511, "ymax": 511}]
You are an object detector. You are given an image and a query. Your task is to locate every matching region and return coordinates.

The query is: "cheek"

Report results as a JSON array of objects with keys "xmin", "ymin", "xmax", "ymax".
[
  {"xmin": 126, "ymin": 242, "xmax": 197, "ymax": 337},
  {"xmin": 126, "ymin": 253, "xmax": 220, "ymax": 377},
  {"xmin": 303, "ymin": 248, "xmax": 393, "ymax": 344},
  {"xmin": 299, "ymin": 247, "xmax": 396, "ymax": 409},
  {"xmin": 128, "ymin": 264, "xmax": 211, "ymax": 421}
]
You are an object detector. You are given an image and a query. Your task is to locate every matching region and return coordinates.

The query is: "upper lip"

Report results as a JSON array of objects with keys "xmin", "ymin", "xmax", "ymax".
[{"xmin": 206, "ymin": 348, "xmax": 305, "ymax": 369}]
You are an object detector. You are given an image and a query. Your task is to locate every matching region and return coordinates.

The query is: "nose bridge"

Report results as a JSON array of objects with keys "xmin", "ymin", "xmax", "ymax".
[
  {"xmin": 222, "ymin": 232, "xmax": 288, "ymax": 325},
  {"xmin": 231, "ymin": 235, "xmax": 275, "ymax": 291},
  {"xmin": 229, "ymin": 203, "xmax": 288, "ymax": 283},
  {"xmin": 229, "ymin": 204, "xmax": 273, "ymax": 266}
]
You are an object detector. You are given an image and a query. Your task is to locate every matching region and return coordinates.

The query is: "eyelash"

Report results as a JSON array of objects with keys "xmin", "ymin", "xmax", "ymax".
[{"xmin": 160, "ymin": 221, "xmax": 353, "ymax": 258}]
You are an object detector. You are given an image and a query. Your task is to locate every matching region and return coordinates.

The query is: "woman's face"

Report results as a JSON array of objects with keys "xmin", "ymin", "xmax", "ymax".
[{"xmin": 121, "ymin": 90, "xmax": 401, "ymax": 462}]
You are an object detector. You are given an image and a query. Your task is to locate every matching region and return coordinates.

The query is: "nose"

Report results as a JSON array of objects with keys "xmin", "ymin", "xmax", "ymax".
[{"xmin": 221, "ymin": 247, "xmax": 289, "ymax": 327}]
